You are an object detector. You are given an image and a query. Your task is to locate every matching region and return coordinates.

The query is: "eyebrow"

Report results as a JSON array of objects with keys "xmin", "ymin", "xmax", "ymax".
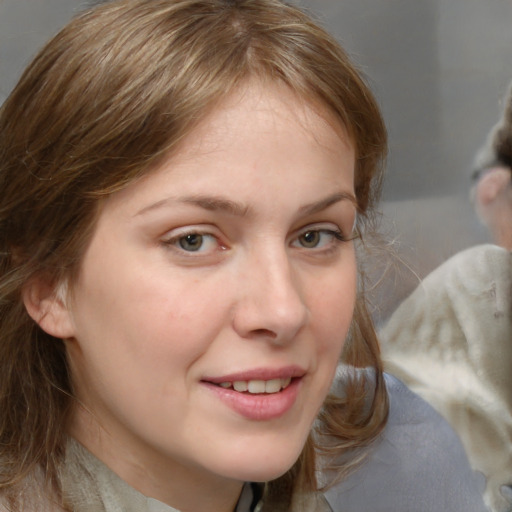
[
  {"xmin": 136, "ymin": 195, "xmax": 250, "ymax": 217},
  {"xmin": 135, "ymin": 191, "xmax": 356, "ymax": 217},
  {"xmin": 298, "ymin": 192, "xmax": 357, "ymax": 215}
]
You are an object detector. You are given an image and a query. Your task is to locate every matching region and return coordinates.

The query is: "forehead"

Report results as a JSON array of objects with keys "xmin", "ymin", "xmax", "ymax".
[
  {"xmin": 101, "ymin": 80, "xmax": 355, "ymax": 216},
  {"xmin": 175, "ymin": 81, "xmax": 352, "ymax": 162}
]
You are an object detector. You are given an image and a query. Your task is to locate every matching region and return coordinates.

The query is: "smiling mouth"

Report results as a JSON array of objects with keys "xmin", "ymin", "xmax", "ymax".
[{"xmin": 216, "ymin": 377, "xmax": 292, "ymax": 394}]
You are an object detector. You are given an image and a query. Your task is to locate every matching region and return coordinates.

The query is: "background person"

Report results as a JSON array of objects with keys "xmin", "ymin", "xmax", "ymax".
[{"xmin": 382, "ymin": 81, "xmax": 512, "ymax": 512}]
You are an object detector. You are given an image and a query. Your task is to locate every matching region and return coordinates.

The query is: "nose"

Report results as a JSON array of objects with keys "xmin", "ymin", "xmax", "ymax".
[{"xmin": 232, "ymin": 249, "xmax": 309, "ymax": 344}]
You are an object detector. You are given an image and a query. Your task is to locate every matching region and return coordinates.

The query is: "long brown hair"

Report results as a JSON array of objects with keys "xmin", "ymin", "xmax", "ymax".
[{"xmin": 0, "ymin": 0, "xmax": 388, "ymax": 508}]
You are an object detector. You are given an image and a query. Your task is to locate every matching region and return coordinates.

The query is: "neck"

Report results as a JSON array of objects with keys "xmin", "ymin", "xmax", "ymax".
[
  {"xmin": 488, "ymin": 199, "xmax": 512, "ymax": 250},
  {"xmin": 68, "ymin": 409, "xmax": 244, "ymax": 512},
  {"xmin": 493, "ymin": 226, "xmax": 512, "ymax": 251}
]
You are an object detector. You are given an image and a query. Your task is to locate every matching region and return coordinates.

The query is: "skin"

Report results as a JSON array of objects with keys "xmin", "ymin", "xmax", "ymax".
[
  {"xmin": 28, "ymin": 81, "xmax": 358, "ymax": 512},
  {"xmin": 473, "ymin": 166, "xmax": 512, "ymax": 250}
]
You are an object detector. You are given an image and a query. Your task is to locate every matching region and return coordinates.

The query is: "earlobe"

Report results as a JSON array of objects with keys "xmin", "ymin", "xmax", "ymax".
[{"xmin": 22, "ymin": 277, "xmax": 75, "ymax": 339}]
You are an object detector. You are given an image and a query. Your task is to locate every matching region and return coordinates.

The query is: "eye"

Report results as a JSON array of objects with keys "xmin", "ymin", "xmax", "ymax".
[
  {"xmin": 292, "ymin": 228, "xmax": 345, "ymax": 250},
  {"xmin": 297, "ymin": 230, "xmax": 322, "ymax": 248},
  {"xmin": 178, "ymin": 233, "xmax": 207, "ymax": 252},
  {"xmin": 163, "ymin": 231, "xmax": 221, "ymax": 254}
]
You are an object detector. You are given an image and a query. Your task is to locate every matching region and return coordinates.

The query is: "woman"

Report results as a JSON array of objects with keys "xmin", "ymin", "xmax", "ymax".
[{"xmin": 0, "ymin": 1, "xmax": 486, "ymax": 511}]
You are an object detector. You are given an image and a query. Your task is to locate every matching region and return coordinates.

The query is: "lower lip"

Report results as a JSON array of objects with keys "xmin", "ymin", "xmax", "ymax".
[{"xmin": 202, "ymin": 378, "xmax": 302, "ymax": 421}]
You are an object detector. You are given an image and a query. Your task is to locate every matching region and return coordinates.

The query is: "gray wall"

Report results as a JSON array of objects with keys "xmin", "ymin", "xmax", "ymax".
[{"xmin": 2, "ymin": 0, "xmax": 512, "ymax": 317}]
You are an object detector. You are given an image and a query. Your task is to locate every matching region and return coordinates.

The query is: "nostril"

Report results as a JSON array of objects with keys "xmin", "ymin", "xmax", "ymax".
[{"xmin": 250, "ymin": 328, "xmax": 277, "ymax": 339}]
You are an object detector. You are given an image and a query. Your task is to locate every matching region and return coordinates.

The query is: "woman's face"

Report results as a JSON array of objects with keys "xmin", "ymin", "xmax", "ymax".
[{"xmin": 62, "ymin": 82, "xmax": 357, "ymax": 504}]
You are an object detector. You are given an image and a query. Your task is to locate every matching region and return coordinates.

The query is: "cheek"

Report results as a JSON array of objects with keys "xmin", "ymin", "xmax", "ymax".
[
  {"xmin": 310, "ymin": 261, "xmax": 357, "ymax": 351},
  {"xmin": 300, "ymin": 271, "xmax": 356, "ymax": 408},
  {"xmin": 69, "ymin": 249, "xmax": 235, "ymax": 386}
]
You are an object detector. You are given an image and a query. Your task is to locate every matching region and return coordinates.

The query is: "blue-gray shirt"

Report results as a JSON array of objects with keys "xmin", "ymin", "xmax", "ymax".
[{"xmin": 324, "ymin": 373, "xmax": 488, "ymax": 511}]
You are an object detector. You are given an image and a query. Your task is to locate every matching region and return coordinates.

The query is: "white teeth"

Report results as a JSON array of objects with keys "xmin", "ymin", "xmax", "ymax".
[
  {"xmin": 265, "ymin": 378, "xmax": 282, "ymax": 393},
  {"xmin": 218, "ymin": 377, "xmax": 293, "ymax": 394},
  {"xmin": 233, "ymin": 381, "xmax": 248, "ymax": 392},
  {"xmin": 248, "ymin": 380, "xmax": 266, "ymax": 394}
]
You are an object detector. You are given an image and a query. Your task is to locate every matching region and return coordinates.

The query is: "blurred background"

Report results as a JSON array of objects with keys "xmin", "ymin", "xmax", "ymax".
[{"xmin": 1, "ymin": 0, "xmax": 512, "ymax": 322}]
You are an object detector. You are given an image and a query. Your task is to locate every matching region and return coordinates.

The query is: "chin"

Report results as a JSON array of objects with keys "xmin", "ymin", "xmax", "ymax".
[{"xmin": 220, "ymin": 443, "xmax": 305, "ymax": 483}]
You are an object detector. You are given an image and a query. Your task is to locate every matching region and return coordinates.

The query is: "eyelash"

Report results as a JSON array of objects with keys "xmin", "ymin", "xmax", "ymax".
[
  {"xmin": 162, "ymin": 231, "xmax": 224, "ymax": 255},
  {"xmin": 161, "ymin": 225, "xmax": 354, "ymax": 257},
  {"xmin": 292, "ymin": 227, "xmax": 350, "ymax": 252}
]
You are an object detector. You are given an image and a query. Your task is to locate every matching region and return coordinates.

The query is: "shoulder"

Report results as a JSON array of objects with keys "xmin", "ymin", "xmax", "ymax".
[
  {"xmin": 322, "ymin": 374, "xmax": 488, "ymax": 512},
  {"xmin": 387, "ymin": 244, "xmax": 511, "ymax": 319},
  {"xmin": 381, "ymin": 244, "xmax": 512, "ymax": 357},
  {"xmin": 421, "ymin": 244, "xmax": 512, "ymax": 297},
  {"xmin": 388, "ymin": 244, "xmax": 510, "ymax": 316}
]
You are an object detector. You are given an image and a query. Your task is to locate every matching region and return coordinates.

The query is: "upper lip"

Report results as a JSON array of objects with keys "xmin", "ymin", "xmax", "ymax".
[{"xmin": 203, "ymin": 365, "xmax": 306, "ymax": 384}]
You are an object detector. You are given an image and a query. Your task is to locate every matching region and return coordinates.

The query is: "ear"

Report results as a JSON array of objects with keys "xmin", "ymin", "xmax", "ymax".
[
  {"xmin": 476, "ymin": 167, "xmax": 511, "ymax": 205},
  {"xmin": 22, "ymin": 277, "xmax": 75, "ymax": 339}
]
